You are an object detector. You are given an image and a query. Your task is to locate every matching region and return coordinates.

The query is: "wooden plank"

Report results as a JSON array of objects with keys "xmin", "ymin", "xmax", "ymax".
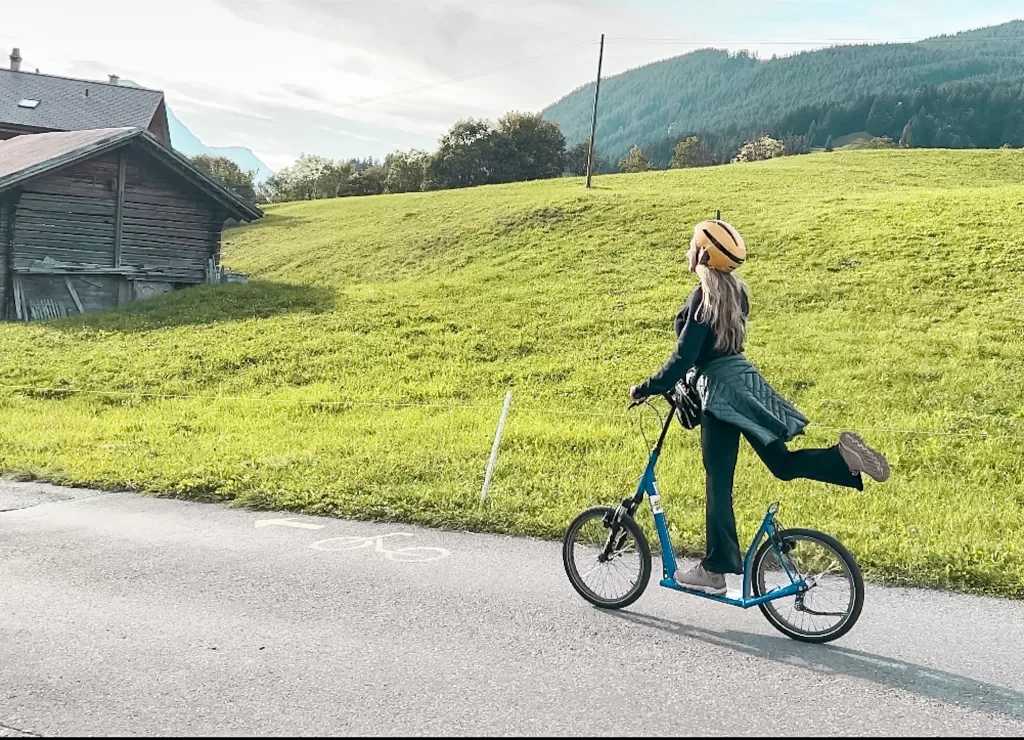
[
  {"xmin": 17, "ymin": 195, "xmax": 117, "ymax": 217},
  {"xmin": 122, "ymin": 216, "xmax": 211, "ymax": 233},
  {"xmin": 14, "ymin": 266, "xmax": 201, "ymax": 281},
  {"xmin": 13, "ymin": 243, "xmax": 113, "ymax": 261},
  {"xmin": 16, "ymin": 220, "xmax": 115, "ymax": 240},
  {"xmin": 18, "ymin": 211, "xmax": 115, "ymax": 227},
  {"xmin": 23, "ymin": 181, "xmax": 117, "ymax": 200},
  {"xmin": 121, "ymin": 221, "xmax": 212, "ymax": 239},
  {"xmin": 14, "ymin": 234, "xmax": 114, "ymax": 252},
  {"xmin": 28, "ymin": 298, "xmax": 68, "ymax": 321},
  {"xmin": 121, "ymin": 237, "xmax": 212, "ymax": 254},
  {"xmin": 122, "ymin": 203, "xmax": 212, "ymax": 221},
  {"xmin": 124, "ymin": 188, "xmax": 201, "ymax": 209},
  {"xmin": 13, "ymin": 249, "xmax": 114, "ymax": 267},
  {"xmin": 2, "ymin": 196, "xmax": 12, "ymax": 321},
  {"xmin": 117, "ymin": 278, "xmax": 130, "ymax": 306},
  {"xmin": 121, "ymin": 246, "xmax": 196, "ymax": 259},
  {"xmin": 124, "ymin": 197, "xmax": 206, "ymax": 215},
  {"xmin": 121, "ymin": 252, "xmax": 210, "ymax": 269},
  {"xmin": 14, "ymin": 226, "xmax": 114, "ymax": 243},
  {"xmin": 20, "ymin": 191, "xmax": 114, "ymax": 208},
  {"xmin": 122, "ymin": 197, "xmax": 209, "ymax": 214},
  {"xmin": 210, "ymin": 210, "xmax": 223, "ymax": 258},
  {"xmin": 121, "ymin": 209, "xmax": 212, "ymax": 227},
  {"xmin": 64, "ymin": 276, "xmax": 85, "ymax": 314},
  {"xmin": 13, "ymin": 276, "xmax": 23, "ymax": 320},
  {"xmin": 114, "ymin": 151, "xmax": 125, "ymax": 268},
  {"xmin": 121, "ymin": 234, "xmax": 213, "ymax": 252}
]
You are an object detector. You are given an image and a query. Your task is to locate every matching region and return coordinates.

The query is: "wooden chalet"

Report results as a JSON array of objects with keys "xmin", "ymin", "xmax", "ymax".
[
  {"xmin": 0, "ymin": 127, "xmax": 262, "ymax": 321},
  {"xmin": 1, "ymin": 49, "xmax": 170, "ymax": 145}
]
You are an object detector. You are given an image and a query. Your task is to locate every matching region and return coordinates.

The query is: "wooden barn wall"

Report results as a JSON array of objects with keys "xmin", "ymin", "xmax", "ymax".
[
  {"xmin": 0, "ymin": 197, "xmax": 8, "ymax": 319},
  {"xmin": 18, "ymin": 274, "xmax": 120, "ymax": 316},
  {"xmin": 11, "ymin": 152, "xmax": 118, "ymax": 271},
  {"xmin": 121, "ymin": 148, "xmax": 218, "ymax": 283}
]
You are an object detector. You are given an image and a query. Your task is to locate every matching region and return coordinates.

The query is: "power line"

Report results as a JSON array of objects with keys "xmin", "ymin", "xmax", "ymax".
[{"xmin": 2, "ymin": 383, "xmax": 1023, "ymax": 440}]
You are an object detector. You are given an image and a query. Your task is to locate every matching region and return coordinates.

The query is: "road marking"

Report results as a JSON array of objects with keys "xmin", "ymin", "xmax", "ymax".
[
  {"xmin": 254, "ymin": 517, "xmax": 325, "ymax": 530},
  {"xmin": 310, "ymin": 533, "xmax": 451, "ymax": 563}
]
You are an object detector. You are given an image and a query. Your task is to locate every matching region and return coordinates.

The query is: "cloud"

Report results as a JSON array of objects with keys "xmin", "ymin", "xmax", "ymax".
[
  {"xmin": 281, "ymin": 83, "xmax": 329, "ymax": 104},
  {"xmin": 6, "ymin": 0, "xmax": 1023, "ymax": 169},
  {"xmin": 167, "ymin": 81, "xmax": 440, "ymax": 167},
  {"xmin": 214, "ymin": 0, "xmax": 602, "ymax": 77}
]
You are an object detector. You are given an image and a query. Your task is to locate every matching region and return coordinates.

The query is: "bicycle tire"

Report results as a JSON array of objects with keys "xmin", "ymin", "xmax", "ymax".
[
  {"xmin": 751, "ymin": 528, "xmax": 864, "ymax": 644},
  {"xmin": 563, "ymin": 506, "xmax": 651, "ymax": 610}
]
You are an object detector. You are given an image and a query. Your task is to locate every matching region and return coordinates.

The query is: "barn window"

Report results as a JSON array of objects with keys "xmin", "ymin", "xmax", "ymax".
[{"xmin": 18, "ymin": 99, "xmax": 40, "ymax": 109}]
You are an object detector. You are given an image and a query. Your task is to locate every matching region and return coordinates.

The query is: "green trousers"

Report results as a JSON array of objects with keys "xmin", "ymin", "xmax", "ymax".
[{"xmin": 700, "ymin": 412, "xmax": 864, "ymax": 575}]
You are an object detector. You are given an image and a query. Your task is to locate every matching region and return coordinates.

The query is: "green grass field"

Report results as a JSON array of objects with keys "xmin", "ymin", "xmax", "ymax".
[{"xmin": 1, "ymin": 149, "xmax": 1023, "ymax": 596}]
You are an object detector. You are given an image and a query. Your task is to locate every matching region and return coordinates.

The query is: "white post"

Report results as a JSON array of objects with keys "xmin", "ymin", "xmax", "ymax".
[{"xmin": 480, "ymin": 391, "xmax": 513, "ymax": 504}]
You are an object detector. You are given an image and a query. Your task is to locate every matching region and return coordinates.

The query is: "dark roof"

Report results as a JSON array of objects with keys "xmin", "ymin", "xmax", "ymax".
[
  {"xmin": 0, "ymin": 128, "xmax": 263, "ymax": 222},
  {"xmin": 0, "ymin": 68, "xmax": 164, "ymax": 133}
]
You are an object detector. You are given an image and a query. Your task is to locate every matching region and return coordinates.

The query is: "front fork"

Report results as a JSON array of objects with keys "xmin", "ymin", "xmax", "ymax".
[{"xmin": 599, "ymin": 497, "xmax": 641, "ymax": 561}]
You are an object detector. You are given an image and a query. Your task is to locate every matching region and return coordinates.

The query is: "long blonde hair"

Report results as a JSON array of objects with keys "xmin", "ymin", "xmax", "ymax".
[{"xmin": 695, "ymin": 265, "xmax": 749, "ymax": 354}]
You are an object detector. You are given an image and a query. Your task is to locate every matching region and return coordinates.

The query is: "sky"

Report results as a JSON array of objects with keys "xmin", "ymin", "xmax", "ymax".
[{"xmin": 2, "ymin": 0, "xmax": 1022, "ymax": 171}]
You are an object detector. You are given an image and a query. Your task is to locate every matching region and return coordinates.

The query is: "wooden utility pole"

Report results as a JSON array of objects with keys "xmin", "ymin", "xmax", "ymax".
[{"xmin": 585, "ymin": 34, "xmax": 605, "ymax": 189}]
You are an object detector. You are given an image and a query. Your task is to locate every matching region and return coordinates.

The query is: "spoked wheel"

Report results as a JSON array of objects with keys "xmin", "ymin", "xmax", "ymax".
[
  {"xmin": 563, "ymin": 507, "xmax": 651, "ymax": 610},
  {"xmin": 752, "ymin": 528, "xmax": 864, "ymax": 644}
]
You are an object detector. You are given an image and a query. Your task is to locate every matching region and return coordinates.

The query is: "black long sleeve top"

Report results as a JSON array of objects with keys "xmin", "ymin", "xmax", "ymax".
[{"xmin": 635, "ymin": 285, "xmax": 749, "ymax": 398}]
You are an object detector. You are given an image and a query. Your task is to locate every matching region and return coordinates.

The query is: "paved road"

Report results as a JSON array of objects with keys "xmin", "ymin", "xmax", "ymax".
[{"xmin": 2, "ymin": 481, "xmax": 1023, "ymax": 737}]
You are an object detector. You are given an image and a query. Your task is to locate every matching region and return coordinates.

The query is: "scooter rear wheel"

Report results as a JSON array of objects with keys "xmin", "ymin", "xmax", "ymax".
[{"xmin": 752, "ymin": 528, "xmax": 864, "ymax": 644}]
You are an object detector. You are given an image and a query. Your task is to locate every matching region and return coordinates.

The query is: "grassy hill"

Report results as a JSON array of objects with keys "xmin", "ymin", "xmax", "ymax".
[{"xmin": 1, "ymin": 150, "xmax": 1023, "ymax": 596}]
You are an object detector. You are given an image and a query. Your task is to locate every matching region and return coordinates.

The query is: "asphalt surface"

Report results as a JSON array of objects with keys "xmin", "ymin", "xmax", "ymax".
[{"xmin": 2, "ymin": 480, "xmax": 1023, "ymax": 737}]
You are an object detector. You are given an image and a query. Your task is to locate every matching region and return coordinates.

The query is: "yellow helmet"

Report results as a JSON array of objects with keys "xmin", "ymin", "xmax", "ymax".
[{"xmin": 693, "ymin": 220, "xmax": 746, "ymax": 272}]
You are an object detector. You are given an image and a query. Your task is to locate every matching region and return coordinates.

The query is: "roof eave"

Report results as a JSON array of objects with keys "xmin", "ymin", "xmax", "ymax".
[
  {"xmin": 0, "ymin": 127, "xmax": 264, "ymax": 222},
  {"xmin": 0, "ymin": 128, "xmax": 140, "ymax": 195},
  {"xmin": 134, "ymin": 131, "xmax": 264, "ymax": 222}
]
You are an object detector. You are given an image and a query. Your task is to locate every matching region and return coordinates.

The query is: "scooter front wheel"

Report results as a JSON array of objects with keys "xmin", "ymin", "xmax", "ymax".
[{"xmin": 563, "ymin": 507, "xmax": 651, "ymax": 610}]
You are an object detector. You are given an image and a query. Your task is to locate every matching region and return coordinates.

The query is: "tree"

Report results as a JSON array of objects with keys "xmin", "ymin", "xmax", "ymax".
[
  {"xmin": 384, "ymin": 149, "xmax": 429, "ymax": 193},
  {"xmin": 425, "ymin": 118, "xmax": 497, "ymax": 190},
  {"xmin": 899, "ymin": 122, "xmax": 914, "ymax": 148},
  {"xmin": 619, "ymin": 145, "xmax": 652, "ymax": 173},
  {"xmin": 782, "ymin": 134, "xmax": 811, "ymax": 156},
  {"xmin": 190, "ymin": 154, "xmax": 257, "ymax": 203},
  {"xmin": 865, "ymin": 136, "xmax": 897, "ymax": 149},
  {"xmin": 491, "ymin": 111, "xmax": 567, "ymax": 182},
  {"xmin": 257, "ymin": 154, "xmax": 352, "ymax": 203},
  {"xmin": 732, "ymin": 135, "xmax": 786, "ymax": 163},
  {"xmin": 566, "ymin": 137, "xmax": 609, "ymax": 176},
  {"xmin": 866, "ymin": 96, "xmax": 896, "ymax": 137},
  {"xmin": 824, "ymin": 135, "xmax": 835, "ymax": 152},
  {"xmin": 345, "ymin": 165, "xmax": 387, "ymax": 196},
  {"xmin": 668, "ymin": 136, "xmax": 706, "ymax": 168}
]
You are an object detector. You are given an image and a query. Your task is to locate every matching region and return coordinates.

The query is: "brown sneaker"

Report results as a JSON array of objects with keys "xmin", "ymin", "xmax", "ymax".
[
  {"xmin": 839, "ymin": 432, "xmax": 890, "ymax": 482},
  {"xmin": 673, "ymin": 562, "xmax": 727, "ymax": 596}
]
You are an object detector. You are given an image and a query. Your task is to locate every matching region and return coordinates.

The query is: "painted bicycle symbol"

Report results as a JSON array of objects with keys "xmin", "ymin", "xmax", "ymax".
[{"xmin": 310, "ymin": 533, "xmax": 450, "ymax": 563}]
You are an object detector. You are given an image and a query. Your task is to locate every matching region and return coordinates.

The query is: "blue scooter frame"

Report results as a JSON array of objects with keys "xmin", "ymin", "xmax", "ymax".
[
  {"xmin": 621, "ymin": 397, "xmax": 805, "ymax": 608},
  {"xmin": 565, "ymin": 392, "xmax": 865, "ymax": 643}
]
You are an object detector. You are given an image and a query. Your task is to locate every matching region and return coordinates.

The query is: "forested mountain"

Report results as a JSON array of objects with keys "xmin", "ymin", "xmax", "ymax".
[{"xmin": 542, "ymin": 21, "xmax": 1024, "ymax": 166}]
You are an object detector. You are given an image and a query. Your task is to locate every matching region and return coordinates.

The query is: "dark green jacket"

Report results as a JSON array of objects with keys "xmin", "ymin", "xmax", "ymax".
[
  {"xmin": 690, "ymin": 355, "xmax": 808, "ymax": 445},
  {"xmin": 636, "ymin": 286, "xmax": 807, "ymax": 445}
]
